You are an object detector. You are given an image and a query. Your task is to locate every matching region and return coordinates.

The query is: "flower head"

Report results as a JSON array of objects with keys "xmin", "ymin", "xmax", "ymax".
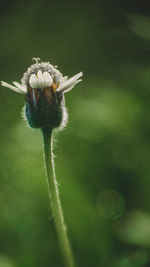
[{"xmin": 1, "ymin": 58, "xmax": 83, "ymax": 130}]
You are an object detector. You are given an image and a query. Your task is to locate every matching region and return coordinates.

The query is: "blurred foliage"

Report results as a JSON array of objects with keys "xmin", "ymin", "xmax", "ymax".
[{"xmin": 0, "ymin": 0, "xmax": 150, "ymax": 266}]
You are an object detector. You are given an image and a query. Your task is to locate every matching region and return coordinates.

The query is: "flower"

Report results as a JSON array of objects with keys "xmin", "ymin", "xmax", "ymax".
[{"xmin": 1, "ymin": 58, "xmax": 83, "ymax": 130}]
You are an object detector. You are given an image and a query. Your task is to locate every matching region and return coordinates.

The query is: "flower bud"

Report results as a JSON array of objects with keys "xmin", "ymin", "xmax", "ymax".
[{"xmin": 1, "ymin": 58, "xmax": 83, "ymax": 131}]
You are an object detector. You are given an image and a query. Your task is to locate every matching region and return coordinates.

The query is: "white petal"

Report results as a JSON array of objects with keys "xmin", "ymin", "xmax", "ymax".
[
  {"xmin": 57, "ymin": 72, "xmax": 83, "ymax": 93},
  {"xmin": 1, "ymin": 81, "xmax": 24, "ymax": 94},
  {"xmin": 61, "ymin": 79, "xmax": 82, "ymax": 93},
  {"xmin": 29, "ymin": 74, "xmax": 38, "ymax": 88},
  {"xmin": 37, "ymin": 70, "xmax": 43, "ymax": 80},
  {"xmin": 12, "ymin": 82, "xmax": 27, "ymax": 93},
  {"xmin": 43, "ymin": 72, "xmax": 53, "ymax": 87},
  {"xmin": 60, "ymin": 76, "xmax": 68, "ymax": 84},
  {"xmin": 37, "ymin": 70, "xmax": 43, "ymax": 88},
  {"xmin": 42, "ymin": 72, "xmax": 47, "ymax": 87}
]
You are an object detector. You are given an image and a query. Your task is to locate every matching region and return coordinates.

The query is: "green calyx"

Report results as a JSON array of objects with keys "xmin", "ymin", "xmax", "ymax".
[{"xmin": 25, "ymin": 88, "xmax": 63, "ymax": 130}]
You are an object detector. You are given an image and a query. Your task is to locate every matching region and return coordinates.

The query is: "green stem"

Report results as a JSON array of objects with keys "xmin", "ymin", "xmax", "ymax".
[{"xmin": 42, "ymin": 128, "xmax": 76, "ymax": 267}]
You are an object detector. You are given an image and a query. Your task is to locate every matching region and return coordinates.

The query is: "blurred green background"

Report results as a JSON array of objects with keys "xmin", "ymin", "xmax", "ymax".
[{"xmin": 0, "ymin": 0, "xmax": 150, "ymax": 266}]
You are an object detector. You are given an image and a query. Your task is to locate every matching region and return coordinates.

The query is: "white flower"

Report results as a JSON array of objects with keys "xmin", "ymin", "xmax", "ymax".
[
  {"xmin": 1, "ymin": 58, "xmax": 83, "ymax": 95},
  {"xmin": 0, "ymin": 58, "xmax": 83, "ymax": 130}
]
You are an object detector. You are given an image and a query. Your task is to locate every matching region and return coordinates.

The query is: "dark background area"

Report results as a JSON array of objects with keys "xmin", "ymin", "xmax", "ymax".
[{"xmin": 0, "ymin": 0, "xmax": 150, "ymax": 266}]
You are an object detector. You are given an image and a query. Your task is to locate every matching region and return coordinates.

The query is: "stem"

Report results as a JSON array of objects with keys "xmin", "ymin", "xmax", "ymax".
[{"xmin": 42, "ymin": 128, "xmax": 76, "ymax": 267}]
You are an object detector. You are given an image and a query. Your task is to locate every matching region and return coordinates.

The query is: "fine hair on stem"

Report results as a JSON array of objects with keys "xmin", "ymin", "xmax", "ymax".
[{"xmin": 42, "ymin": 127, "xmax": 76, "ymax": 267}]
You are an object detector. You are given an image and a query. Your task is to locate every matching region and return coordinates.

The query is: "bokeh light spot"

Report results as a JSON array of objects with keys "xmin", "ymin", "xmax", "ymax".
[{"xmin": 97, "ymin": 189, "xmax": 125, "ymax": 220}]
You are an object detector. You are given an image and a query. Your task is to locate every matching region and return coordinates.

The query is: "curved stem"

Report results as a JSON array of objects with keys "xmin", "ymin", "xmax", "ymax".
[{"xmin": 42, "ymin": 128, "xmax": 76, "ymax": 267}]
